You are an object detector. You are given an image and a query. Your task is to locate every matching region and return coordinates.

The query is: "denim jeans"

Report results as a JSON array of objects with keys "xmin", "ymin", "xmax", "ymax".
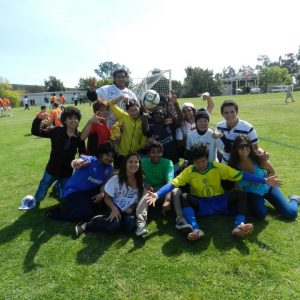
[
  {"xmin": 86, "ymin": 213, "xmax": 136, "ymax": 233},
  {"xmin": 247, "ymin": 187, "xmax": 298, "ymax": 220},
  {"xmin": 34, "ymin": 170, "xmax": 68, "ymax": 203}
]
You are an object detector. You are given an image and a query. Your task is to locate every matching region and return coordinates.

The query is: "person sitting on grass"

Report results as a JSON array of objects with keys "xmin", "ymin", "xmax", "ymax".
[
  {"xmin": 18, "ymin": 107, "xmax": 86, "ymax": 210},
  {"xmin": 80, "ymin": 99, "xmax": 111, "ymax": 156},
  {"xmin": 135, "ymin": 141, "xmax": 191, "ymax": 236},
  {"xmin": 229, "ymin": 134, "xmax": 300, "ymax": 220},
  {"xmin": 75, "ymin": 153, "xmax": 145, "ymax": 238},
  {"xmin": 46, "ymin": 142, "xmax": 116, "ymax": 222},
  {"xmin": 146, "ymin": 144, "xmax": 281, "ymax": 241}
]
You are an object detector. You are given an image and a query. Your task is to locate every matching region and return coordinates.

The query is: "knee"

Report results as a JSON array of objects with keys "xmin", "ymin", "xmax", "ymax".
[
  {"xmin": 123, "ymin": 215, "xmax": 136, "ymax": 233},
  {"xmin": 282, "ymin": 209, "xmax": 298, "ymax": 221}
]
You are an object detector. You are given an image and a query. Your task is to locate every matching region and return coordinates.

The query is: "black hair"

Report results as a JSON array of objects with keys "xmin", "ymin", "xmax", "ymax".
[
  {"xmin": 220, "ymin": 100, "xmax": 239, "ymax": 114},
  {"xmin": 119, "ymin": 153, "xmax": 144, "ymax": 198},
  {"xmin": 228, "ymin": 134, "xmax": 261, "ymax": 169},
  {"xmin": 152, "ymin": 106, "xmax": 168, "ymax": 118},
  {"xmin": 52, "ymin": 102, "xmax": 59, "ymax": 108},
  {"xmin": 40, "ymin": 106, "xmax": 46, "ymax": 110},
  {"xmin": 59, "ymin": 93, "xmax": 62, "ymax": 96},
  {"xmin": 113, "ymin": 68, "xmax": 128, "ymax": 79},
  {"xmin": 189, "ymin": 144, "xmax": 209, "ymax": 161},
  {"xmin": 60, "ymin": 106, "xmax": 81, "ymax": 125},
  {"xmin": 146, "ymin": 141, "xmax": 163, "ymax": 154},
  {"xmin": 96, "ymin": 142, "xmax": 117, "ymax": 158},
  {"xmin": 125, "ymin": 100, "xmax": 139, "ymax": 111},
  {"xmin": 195, "ymin": 111, "xmax": 209, "ymax": 122},
  {"xmin": 92, "ymin": 99, "xmax": 108, "ymax": 113}
]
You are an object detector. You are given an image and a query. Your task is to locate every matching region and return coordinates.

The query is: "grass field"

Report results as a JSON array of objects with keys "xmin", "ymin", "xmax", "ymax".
[{"xmin": 0, "ymin": 92, "xmax": 300, "ymax": 299}]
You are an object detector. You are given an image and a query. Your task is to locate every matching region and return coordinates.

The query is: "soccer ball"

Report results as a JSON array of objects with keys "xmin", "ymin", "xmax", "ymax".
[{"xmin": 141, "ymin": 90, "xmax": 160, "ymax": 109}]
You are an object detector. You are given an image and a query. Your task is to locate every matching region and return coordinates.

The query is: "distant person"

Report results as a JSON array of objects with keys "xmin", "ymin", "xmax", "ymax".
[
  {"xmin": 73, "ymin": 93, "xmax": 78, "ymax": 106},
  {"xmin": 285, "ymin": 85, "xmax": 294, "ymax": 103},
  {"xmin": 59, "ymin": 93, "xmax": 66, "ymax": 110},
  {"xmin": 95, "ymin": 69, "xmax": 138, "ymax": 128},
  {"xmin": 43, "ymin": 94, "xmax": 51, "ymax": 109},
  {"xmin": 36, "ymin": 106, "xmax": 51, "ymax": 129},
  {"xmin": 3, "ymin": 98, "xmax": 12, "ymax": 116},
  {"xmin": 50, "ymin": 102, "xmax": 62, "ymax": 126},
  {"xmin": 24, "ymin": 96, "xmax": 30, "ymax": 110},
  {"xmin": 0, "ymin": 97, "xmax": 4, "ymax": 117}
]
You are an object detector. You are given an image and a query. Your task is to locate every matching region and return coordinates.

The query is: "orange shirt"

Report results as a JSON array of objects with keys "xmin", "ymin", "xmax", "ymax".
[
  {"xmin": 36, "ymin": 111, "xmax": 51, "ymax": 121},
  {"xmin": 59, "ymin": 96, "xmax": 66, "ymax": 105},
  {"xmin": 50, "ymin": 108, "xmax": 62, "ymax": 126},
  {"xmin": 0, "ymin": 98, "xmax": 3, "ymax": 106},
  {"xmin": 3, "ymin": 98, "xmax": 10, "ymax": 107}
]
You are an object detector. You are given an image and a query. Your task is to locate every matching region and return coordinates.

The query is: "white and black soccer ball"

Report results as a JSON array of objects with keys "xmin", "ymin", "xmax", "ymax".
[{"xmin": 141, "ymin": 90, "xmax": 160, "ymax": 109}]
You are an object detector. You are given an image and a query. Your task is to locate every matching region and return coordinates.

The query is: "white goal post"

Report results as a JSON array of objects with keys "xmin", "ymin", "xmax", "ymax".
[{"xmin": 130, "ymin": 69, "xmax": 172, "ymax": 100}]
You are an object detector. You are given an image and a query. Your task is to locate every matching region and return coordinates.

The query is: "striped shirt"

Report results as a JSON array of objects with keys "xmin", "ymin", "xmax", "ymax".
[{"xmin": 216, "ymin": 119, "xmax": 258, "ymax": 163}]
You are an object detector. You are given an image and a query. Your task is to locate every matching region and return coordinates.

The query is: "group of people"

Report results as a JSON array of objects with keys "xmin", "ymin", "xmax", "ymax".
[
  {"xmin": 0, "ymin": 96, "xmax": 13, "ymax": 117},
  {"xmin": 18, "ymin": 68, "xmax": 300, "ymax": 242}
]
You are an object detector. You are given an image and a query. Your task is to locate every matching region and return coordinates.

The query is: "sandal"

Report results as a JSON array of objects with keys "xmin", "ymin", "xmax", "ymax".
[
  {"xmin": 232, "ymin": 223, "xmax": 253, "ymax": 237},
  {"xmin": 187, "ymin": 229, "xmax": 205, "ymax": 241}
]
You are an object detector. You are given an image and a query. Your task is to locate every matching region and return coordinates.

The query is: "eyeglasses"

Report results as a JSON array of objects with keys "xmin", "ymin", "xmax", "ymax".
[{"xmin": 238, "ymin": 143, "xmax": 251, "ymax": 149}]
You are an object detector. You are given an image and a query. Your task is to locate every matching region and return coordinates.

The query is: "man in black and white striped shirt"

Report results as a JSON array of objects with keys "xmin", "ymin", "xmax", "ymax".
[{"xmin": 216, "ymin": 100, "xmax": 268, "ymax": 164}]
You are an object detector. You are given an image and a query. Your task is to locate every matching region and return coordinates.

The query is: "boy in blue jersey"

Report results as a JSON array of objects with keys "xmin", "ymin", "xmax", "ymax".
[
  {"xmin": 147, "ymin": 144, "xmax": 281, "ymax": 241},
  {"xmin": 47, "ymin": 142, "xmax": 116, "ymax": 222}
]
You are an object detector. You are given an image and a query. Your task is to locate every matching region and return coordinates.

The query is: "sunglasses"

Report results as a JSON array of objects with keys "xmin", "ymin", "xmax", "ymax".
[{"xmin": 238, "ymin": 143, "xmax": 251, "ymax": 149}]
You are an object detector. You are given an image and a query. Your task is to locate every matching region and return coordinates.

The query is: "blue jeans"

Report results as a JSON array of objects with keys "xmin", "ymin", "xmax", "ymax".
[
  {"xmin": 247, "ymin": 187, "xmax": 298, "ymax": 220},
  {"xmin": 86, "ymin": 213, "xmax": 136, "ymax": 233},
  {"xmin": 34, "ymin": 170, "xmax": 68, "ymax": 203}
]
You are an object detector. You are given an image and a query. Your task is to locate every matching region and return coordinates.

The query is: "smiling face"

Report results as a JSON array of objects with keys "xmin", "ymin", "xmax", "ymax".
[
  {"xmin": 182, "ymin": 107, "xmax": 195, "ymax": 121},
  {"xmin": 222, "ymin": 105, "xmax": 238, "ymax": 127},
  {"xmin": 97, "ymin": 106, "xmax": 109, "ymax": 119},
  {"xmin": 64, "ymin": 115, "xmax": 79, "ymax": 130},
  {"xmin": 126, "ymin": 155, "xmax": 140, "ymax": 175},
  {"xmin": 152, "ymin": 109, "xmax": 165, "ymax": 124},
  {"xmin": 114, "ymin": 71, "xmax": 127, "ymax": 89},
  {"xmin": 100, "ymin": 152, "xmax": 114, "ymax": 165},
  {"xmin": 237, "ymin": 139, "xmax": 251, "ymax": 158},
  {"xmin": 196, "ymin": 118, "xmax": 209, "ymax": 131},
  {"xmin": 148, "ymin": 146, "xmax": 163, "ymax": 164}
]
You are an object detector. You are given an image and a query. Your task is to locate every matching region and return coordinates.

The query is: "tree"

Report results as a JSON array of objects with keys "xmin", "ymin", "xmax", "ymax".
[
  {"xmin": 280, "ymin": 53, "xmax": 299, "ymax": 74},
  {"xmin": 256, "ymin": 55, "xmax": 272, "ymax": 70},
  {"xmin": 171, "ymin": 80, "xmax": 183, "ymax": 97},
  {"xmin": 0, "ymin": 77, "xmax": 21, "ymax": 107},
  {"xmin": 258, "ymin": 66, "xmax": 291, "ymax": 90},
  {"xmin": 181, "ymin": 67, "xmax": 223, "ymax": 98},
  {"xmin": 77, "ymin": 77, "xmax": 113, "ymax": 91},
  {"xmin": 221, "ymin": 66, "xmax": 236, "ymax": 78},
  {"xmin": 94, "ymin": 61, "xmax": 130, "ymax": 80},
  {"xmin": 44, "ymin": 76, "xmax": 65, "ymax": 92}
]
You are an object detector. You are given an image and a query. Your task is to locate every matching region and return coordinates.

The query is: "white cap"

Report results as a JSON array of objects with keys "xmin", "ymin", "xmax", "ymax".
[{"xmin": 182, "ymin": 102, "xmax": 195, "ymax": 109}]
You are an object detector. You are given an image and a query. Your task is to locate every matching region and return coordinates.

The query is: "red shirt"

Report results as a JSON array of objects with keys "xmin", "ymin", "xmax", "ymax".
[{"xmin": 90, "ymin": 121, "xmax": 111, "ymax": 145}]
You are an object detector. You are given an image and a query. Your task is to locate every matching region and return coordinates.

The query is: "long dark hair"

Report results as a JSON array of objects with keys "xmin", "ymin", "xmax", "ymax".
[
  {"xmin": 228, "ymin": 135, "xmax": 262, "ymax": 169},
  {"xmin": 119, "ymin": 153, "xmax": 144, "ymax": 198}
]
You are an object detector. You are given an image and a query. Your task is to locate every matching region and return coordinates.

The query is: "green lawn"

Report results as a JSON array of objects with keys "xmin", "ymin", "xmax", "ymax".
[{"xmin": 1, "ymin": 92, "xmax": 300, "ymax": 299}]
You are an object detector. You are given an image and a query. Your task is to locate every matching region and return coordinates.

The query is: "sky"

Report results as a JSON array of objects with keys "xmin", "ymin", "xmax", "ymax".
[{"xmin": 1, "ymin": 0, "xmax": 299, "ymax": 88}]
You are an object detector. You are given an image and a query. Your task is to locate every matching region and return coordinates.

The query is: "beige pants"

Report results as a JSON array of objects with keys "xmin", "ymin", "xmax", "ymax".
[{"xmin": 136, "ymin": 188, "xmax": 184, "ymax": 226}]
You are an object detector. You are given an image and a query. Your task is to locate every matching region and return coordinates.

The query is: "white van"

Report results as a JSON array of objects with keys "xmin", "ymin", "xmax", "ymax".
[{"xmin": 270, "ymin": 85, "xmax": 288, "ymax": 93}]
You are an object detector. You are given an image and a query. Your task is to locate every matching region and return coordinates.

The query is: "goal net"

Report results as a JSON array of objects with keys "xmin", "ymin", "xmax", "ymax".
[{"xmin": 130, "ymin": 69, "xmax": 172, "ymax": 100}]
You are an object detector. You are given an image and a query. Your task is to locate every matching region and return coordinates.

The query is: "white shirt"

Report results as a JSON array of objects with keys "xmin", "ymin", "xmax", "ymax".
[
  {"xmin": 104, "ymin": 175, "xmax": 139, "ymax": 212},
  {"xmin": 186, "ymin": 128, "xmax": 224, "ymax": 161},
  {"xmin": 96, "ymin": 84, "xmax": 138, "ymax": 128}
]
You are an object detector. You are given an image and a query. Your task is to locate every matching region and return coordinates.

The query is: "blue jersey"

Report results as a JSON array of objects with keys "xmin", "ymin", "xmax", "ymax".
[{"xmin": 63, "ymin": 155, "xmax": 113, "ymax": 198}]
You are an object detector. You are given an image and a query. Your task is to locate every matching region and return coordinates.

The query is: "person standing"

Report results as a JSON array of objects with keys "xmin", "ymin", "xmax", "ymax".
[
  {"xmin": 285, "ymin": 85, "xmax": 294, "ymax": 103},
  {"xmin": 95, "ymin": 69, "xmax": 138, "ymax": 128},
  {"xmin": 24, "ymin": 96, "xmax": 30, "ymax": 110}
]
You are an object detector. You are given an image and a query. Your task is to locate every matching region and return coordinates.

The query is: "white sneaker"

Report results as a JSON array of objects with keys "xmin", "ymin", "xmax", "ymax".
[
  {"xmin": 18, "ymin": 195, "xmax": 37, "ymax": 210},
  {"xmin": 135, "ymin": 223, "xmax": 148, "ymax": 236},
  {"xmin": 288, "ymin": 195, "xmax": 300, "ymax": 204}
]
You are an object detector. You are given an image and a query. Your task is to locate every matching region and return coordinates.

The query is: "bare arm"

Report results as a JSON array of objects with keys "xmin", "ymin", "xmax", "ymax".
[{"xmin": 104, "ymin": 193, "xmax": 121, "ymax": 222}]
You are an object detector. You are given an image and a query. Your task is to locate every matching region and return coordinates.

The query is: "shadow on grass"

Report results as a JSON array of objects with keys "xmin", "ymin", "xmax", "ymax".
[
  {"xmin": 24, "ymin": 133, "xmax": 32, "ymax": 137},
  {"xmin": 0, "ymin": 206, "xmax": 73, "ymax": 273},
  {"xmin": 76, "ymin": 231, "xmax": 146, "ymax": 265},
  {"xmin": 161, "ymin": 214, "xmax": 273, "ymax": 257}
]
